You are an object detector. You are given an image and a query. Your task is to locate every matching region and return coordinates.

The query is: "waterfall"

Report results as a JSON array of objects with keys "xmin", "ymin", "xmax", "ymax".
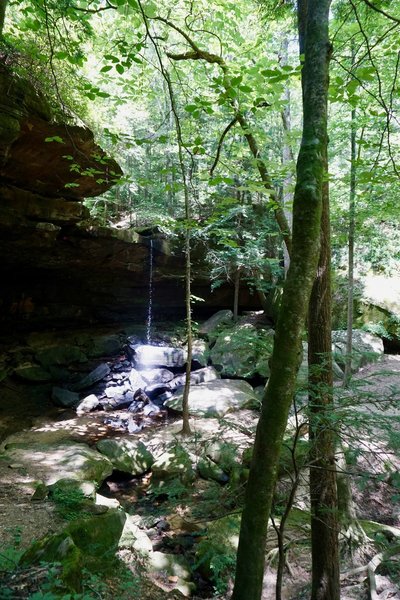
[{"xmin": 146, "ymin": 239, "xmax": 154, "ymax": 344}]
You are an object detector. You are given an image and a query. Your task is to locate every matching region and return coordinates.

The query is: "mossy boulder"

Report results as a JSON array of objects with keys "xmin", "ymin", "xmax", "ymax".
[
  {"xmin": 20, "ymin": 533, "xmax": 83, "ymax": 592},
  {"xmin": 147, "ymin": 551, "xmax": 194, "ymax": 597},
  {"xmin": 35, "ymin": 344, "xmax": 87, "ymax": 370},
  {"xmin": 198, "ymin": 310, "xmax": 234, "ymax": 340},
  {"xmin": 119, "ymin": 514, "xmax": 153, "ymax": 553},
  {"xmin": 66, "ymin": 509, "xmax": 126, "ymax": 557},
  {"xmin": 209, "ymin": 322, "xmax": 274, "ymax": 379},
  {"xmin": 197, "ymin": 457, "xmax": 229, "ymax": 484},
  {"xmin": 1, "ymin": 441, "xmax": 113, "ymax": 485},
  {"xmin": 96, "ymin": 439, "xmax": 154, "ymax": 475},
  {"xmin": 151, "ymin": 444, "xmax": 195, "ymax": 486},
  {"xmin": 20, "ymin": 510, "xmax": 126, "ymax": 592}
]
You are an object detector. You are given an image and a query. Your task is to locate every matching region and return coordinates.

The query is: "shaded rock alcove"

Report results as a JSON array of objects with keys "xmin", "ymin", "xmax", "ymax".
[{"xmin": 0, "ymin": 64, "xmax": 260, "ymax": 333}]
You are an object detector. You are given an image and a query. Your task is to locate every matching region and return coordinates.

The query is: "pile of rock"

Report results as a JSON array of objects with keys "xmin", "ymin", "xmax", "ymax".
[{"xmin": 50, "ymin": 341, "xmax": 257, "ymax": 435}]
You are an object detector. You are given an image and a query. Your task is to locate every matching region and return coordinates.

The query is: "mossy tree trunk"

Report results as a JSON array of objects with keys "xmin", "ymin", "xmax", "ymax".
[
  {"xmin": 231, "ymin": 2, "xmax": 332, "ymax": 599},
  {"xmin": 0, "ymin": 0, "xmax": 8, "ymax": 37},
  {"xmin": 301, "ymin": 1, "xmax": 340, "ymax": 597},
  {"xmin": 308, "ymin": 153, "xmax": 340, "ymax": 600},
  {"xmin": 344, "ymin": 104, "xmax": 357, "ymax": 387}
]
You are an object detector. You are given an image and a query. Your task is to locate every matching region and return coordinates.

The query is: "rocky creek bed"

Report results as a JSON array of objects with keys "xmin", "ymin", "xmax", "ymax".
[{"xmin": 0, "ymin": 312, "xmax": 399, "ymax": 599}]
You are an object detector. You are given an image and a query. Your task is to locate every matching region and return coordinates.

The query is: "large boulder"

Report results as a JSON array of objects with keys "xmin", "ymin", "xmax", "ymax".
[
  {"xmin": 355, "ymin": 275, "xmax": 400, "ymax": 351},
  {"xmin": 168, "ymin": 366, "xmax": 219, "ymax": 391},
  {"xmin": 1, "ymin": 441, "xmax": 113, "ymax": 485},
  {"xmin": 198, "ymin": 310, "xmax": 234, "ymax": 338},
  {"xmin": 119, "ymin": 514, "xmax": 153, "ymax": 553},
  {"xmin": 133, "ymin": 345, "xmax": 187, "ymax": 369},
  {"xmin": 147, "ymin": 551, "xmax": 194, "ymax": 597},
  {"xmin": 151, "ymin": 444, "xmax": 195, "ymax": 485},
  {"xmin": 209, "ymin": 322, "xmax": 274, "ymax": 379},
  {"xmin": 164, "ymin": 379, "xmax": 257, "ymax": 418},
  {"xmin": 96, "ymin": 439, "xmax": 154, "ymax": 475},
  {"xmin": 332, "ymin": 329, "xmax": 384, "ymax": 372},
  {"xmin": 20, "ymin": 510, "xmax": 126, "ymax": 591}
]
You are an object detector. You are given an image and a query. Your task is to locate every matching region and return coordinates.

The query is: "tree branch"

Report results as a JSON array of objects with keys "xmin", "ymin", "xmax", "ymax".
[
  {"xmin": 210, "ymin": 116, "xmax": 239, "ymax": 176},
  {"xmin": 68, "ymin": 1, "xmax": 117, "ymax": 14},
  {"xmin": 161, "ymin": 18, "xmax": 292, "ymax": 255},
  {"xmin": 361, "ymin": 0, "xmax": 400, "ymax": 25}
]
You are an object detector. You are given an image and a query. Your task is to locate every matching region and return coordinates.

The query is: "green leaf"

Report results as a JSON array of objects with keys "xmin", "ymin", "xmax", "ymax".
[
  {"xmin": 44, "ymin": 136, "xmax": 65, "ymax": 144},
  {"xmin": 346, "ymin": 80, "xmax": 359, "ymax": 96},
  {"xmin": 104, "ymin": 54, "xmax": 120, "ymax": 63},
  {"xmin": 116, "ymin": 64, "xmax": 125, "ymax": 74},
  {"xmin": 145, "ymin": 1, "xmax": 157, "ymax": 17},
  {"xmin": 54, "ymin": 51, "xmax": 68, "ymax": 60}
]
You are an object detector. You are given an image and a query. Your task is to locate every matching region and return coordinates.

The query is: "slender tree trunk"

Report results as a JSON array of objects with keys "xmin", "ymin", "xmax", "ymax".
[
  {"xmin": 233, "ymin": 268, "xmax": 240, "ymax": 321},
  {"xmin": 181, "ymin": 222, "xmax": 192, "ymax": 435},
  {"xmin": 0, "ymin": 0, "xmax": 8, "ymax": 37},
  {"xmin": 308, "ymin": 150, "xmax": 340, "ymax": 600},
  {"xmin": 344, "ymin": 105, "xmax": 357, "ymax": 387},
  {"xmin": 165, "ymin": 73, "xmax": 192, "ymax": 436},
  {"xmin": 138, "ymin": 1, "xmax": 191, "ymax": 435},
  {"xmin": 231, "ymin": 3, "xmax": 332, "ymax": 599},
  {"xmin": 281, "ymin": 36, "xmax": 294, "ymax": 276}
]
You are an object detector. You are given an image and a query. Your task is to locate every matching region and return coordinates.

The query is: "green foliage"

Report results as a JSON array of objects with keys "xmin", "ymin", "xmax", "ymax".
[
  {"xmin": 0, "ymin": 528, "xmax": 23, "ymax": 574},
  {"xmin": 194, "ymin": 515, "xmax": 240, "ymax": 594},
  {"xmin": 50, "ymin": 487, "xmax": 91, "ymax": 522}
]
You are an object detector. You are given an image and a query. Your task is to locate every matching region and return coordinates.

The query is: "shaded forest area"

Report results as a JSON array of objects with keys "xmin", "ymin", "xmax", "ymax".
[{"xmin": 0, "ymin": 1, "xmax": 399, "ymax": 599}]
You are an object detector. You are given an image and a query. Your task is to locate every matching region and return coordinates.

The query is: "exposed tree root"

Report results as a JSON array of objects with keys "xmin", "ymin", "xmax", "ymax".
[{"xmin": 341, "ymin": 543, "xmax": 400, "ymax": 600}]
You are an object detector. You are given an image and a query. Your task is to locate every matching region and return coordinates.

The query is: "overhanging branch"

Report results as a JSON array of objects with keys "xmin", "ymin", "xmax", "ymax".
[{"xmin": 162, "ymin": 18, "xmax": 292, "ymax": 254}]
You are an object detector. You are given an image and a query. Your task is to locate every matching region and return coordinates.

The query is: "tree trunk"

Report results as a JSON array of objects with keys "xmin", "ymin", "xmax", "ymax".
[
  {"xmin": 138, "ymin": 1, "xmax": 192, "ymax": 435},
  {"xmin": 0, "ymin": 0, "xmax": 8, "ymax": 37},
  {"xmin": 231, "ymin": 2, "xmax": 332, "ymax": 599},
  {"xmin": 344, "ymin": 104, "xmax": 357, "ymax": 387},
  {"xmin": 233, "ymin": 268, "xmax": 240, "ymax": 321},
  {"xmin": 308, "ymin": 150, "xmax": 340, "ymax": 600},
  {"xmin": 281, "ymin": 36, "xmax": 294, "ymax": 276},
  {"xmin": 181, "ymin": 222, "xmax": 192, "ymax": 435}
]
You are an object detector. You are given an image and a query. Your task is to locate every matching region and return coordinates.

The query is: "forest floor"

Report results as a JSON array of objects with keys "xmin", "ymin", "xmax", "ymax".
[{"xmin": 0, "ymin": 355, "xmax": 399, "ymax": 599}]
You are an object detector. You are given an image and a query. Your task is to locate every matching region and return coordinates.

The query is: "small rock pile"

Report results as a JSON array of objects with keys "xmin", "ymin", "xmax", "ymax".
[{"xmin": 51, "ymin": 341, "xmax": 221, "ymax": 434}]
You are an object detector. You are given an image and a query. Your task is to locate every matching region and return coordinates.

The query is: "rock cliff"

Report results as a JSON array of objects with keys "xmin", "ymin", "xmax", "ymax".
[{"xmin": 0, "ymin": 65, "xmax": 257, "ymax": 332}]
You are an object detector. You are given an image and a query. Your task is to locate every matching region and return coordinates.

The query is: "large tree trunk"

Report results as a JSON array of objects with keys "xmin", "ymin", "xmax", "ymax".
[
  {"xmin": 308, "ymin": 152, "xmax": 340, "ymax": 600},
  {"xmin": 231, "ymin": 2, "xmax": 332, "ymax": 599}
]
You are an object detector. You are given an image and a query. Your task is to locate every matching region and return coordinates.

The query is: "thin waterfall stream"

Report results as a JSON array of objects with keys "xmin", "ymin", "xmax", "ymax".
[{"xmin": 146, "ymin": 239, "xmax": 153, "ymax": 344}]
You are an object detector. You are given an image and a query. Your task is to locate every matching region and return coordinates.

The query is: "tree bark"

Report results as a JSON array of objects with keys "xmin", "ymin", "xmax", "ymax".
[
  {"xmin": 344, "ymin": 104, "xmax": 357, "ymax": 387},
  {"xmin": 233, "ymin": 268, "xmax": 240, "ymax": 321},
  {"xmin": 308, "ymin": 150, "xmax": 340, "ymax": 600},
  {"xmin": 0, "ymin": 0, "xmax": 8, "ymax": 37},
  {"xmin": 280, "ymin": 36, "xmax": 294, "ymax": 276},
  {"xmin": 231, "ymin": 2, "xmax": 332, "ymax": 599}
]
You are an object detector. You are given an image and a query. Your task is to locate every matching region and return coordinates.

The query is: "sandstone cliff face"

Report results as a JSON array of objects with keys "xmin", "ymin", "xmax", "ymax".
[
  {"xmin": 0, "ymin": 66, "xmax": 120, "ymax": 199},
  {"xmin": 0, "ymin": 66, "xmax": 256, "ymax": 332}
]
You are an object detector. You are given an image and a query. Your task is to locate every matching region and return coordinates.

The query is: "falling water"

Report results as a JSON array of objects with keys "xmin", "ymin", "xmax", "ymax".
[{"xmin": 146, "ymin": 239, "xmax": 154, "ymax": 344}]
